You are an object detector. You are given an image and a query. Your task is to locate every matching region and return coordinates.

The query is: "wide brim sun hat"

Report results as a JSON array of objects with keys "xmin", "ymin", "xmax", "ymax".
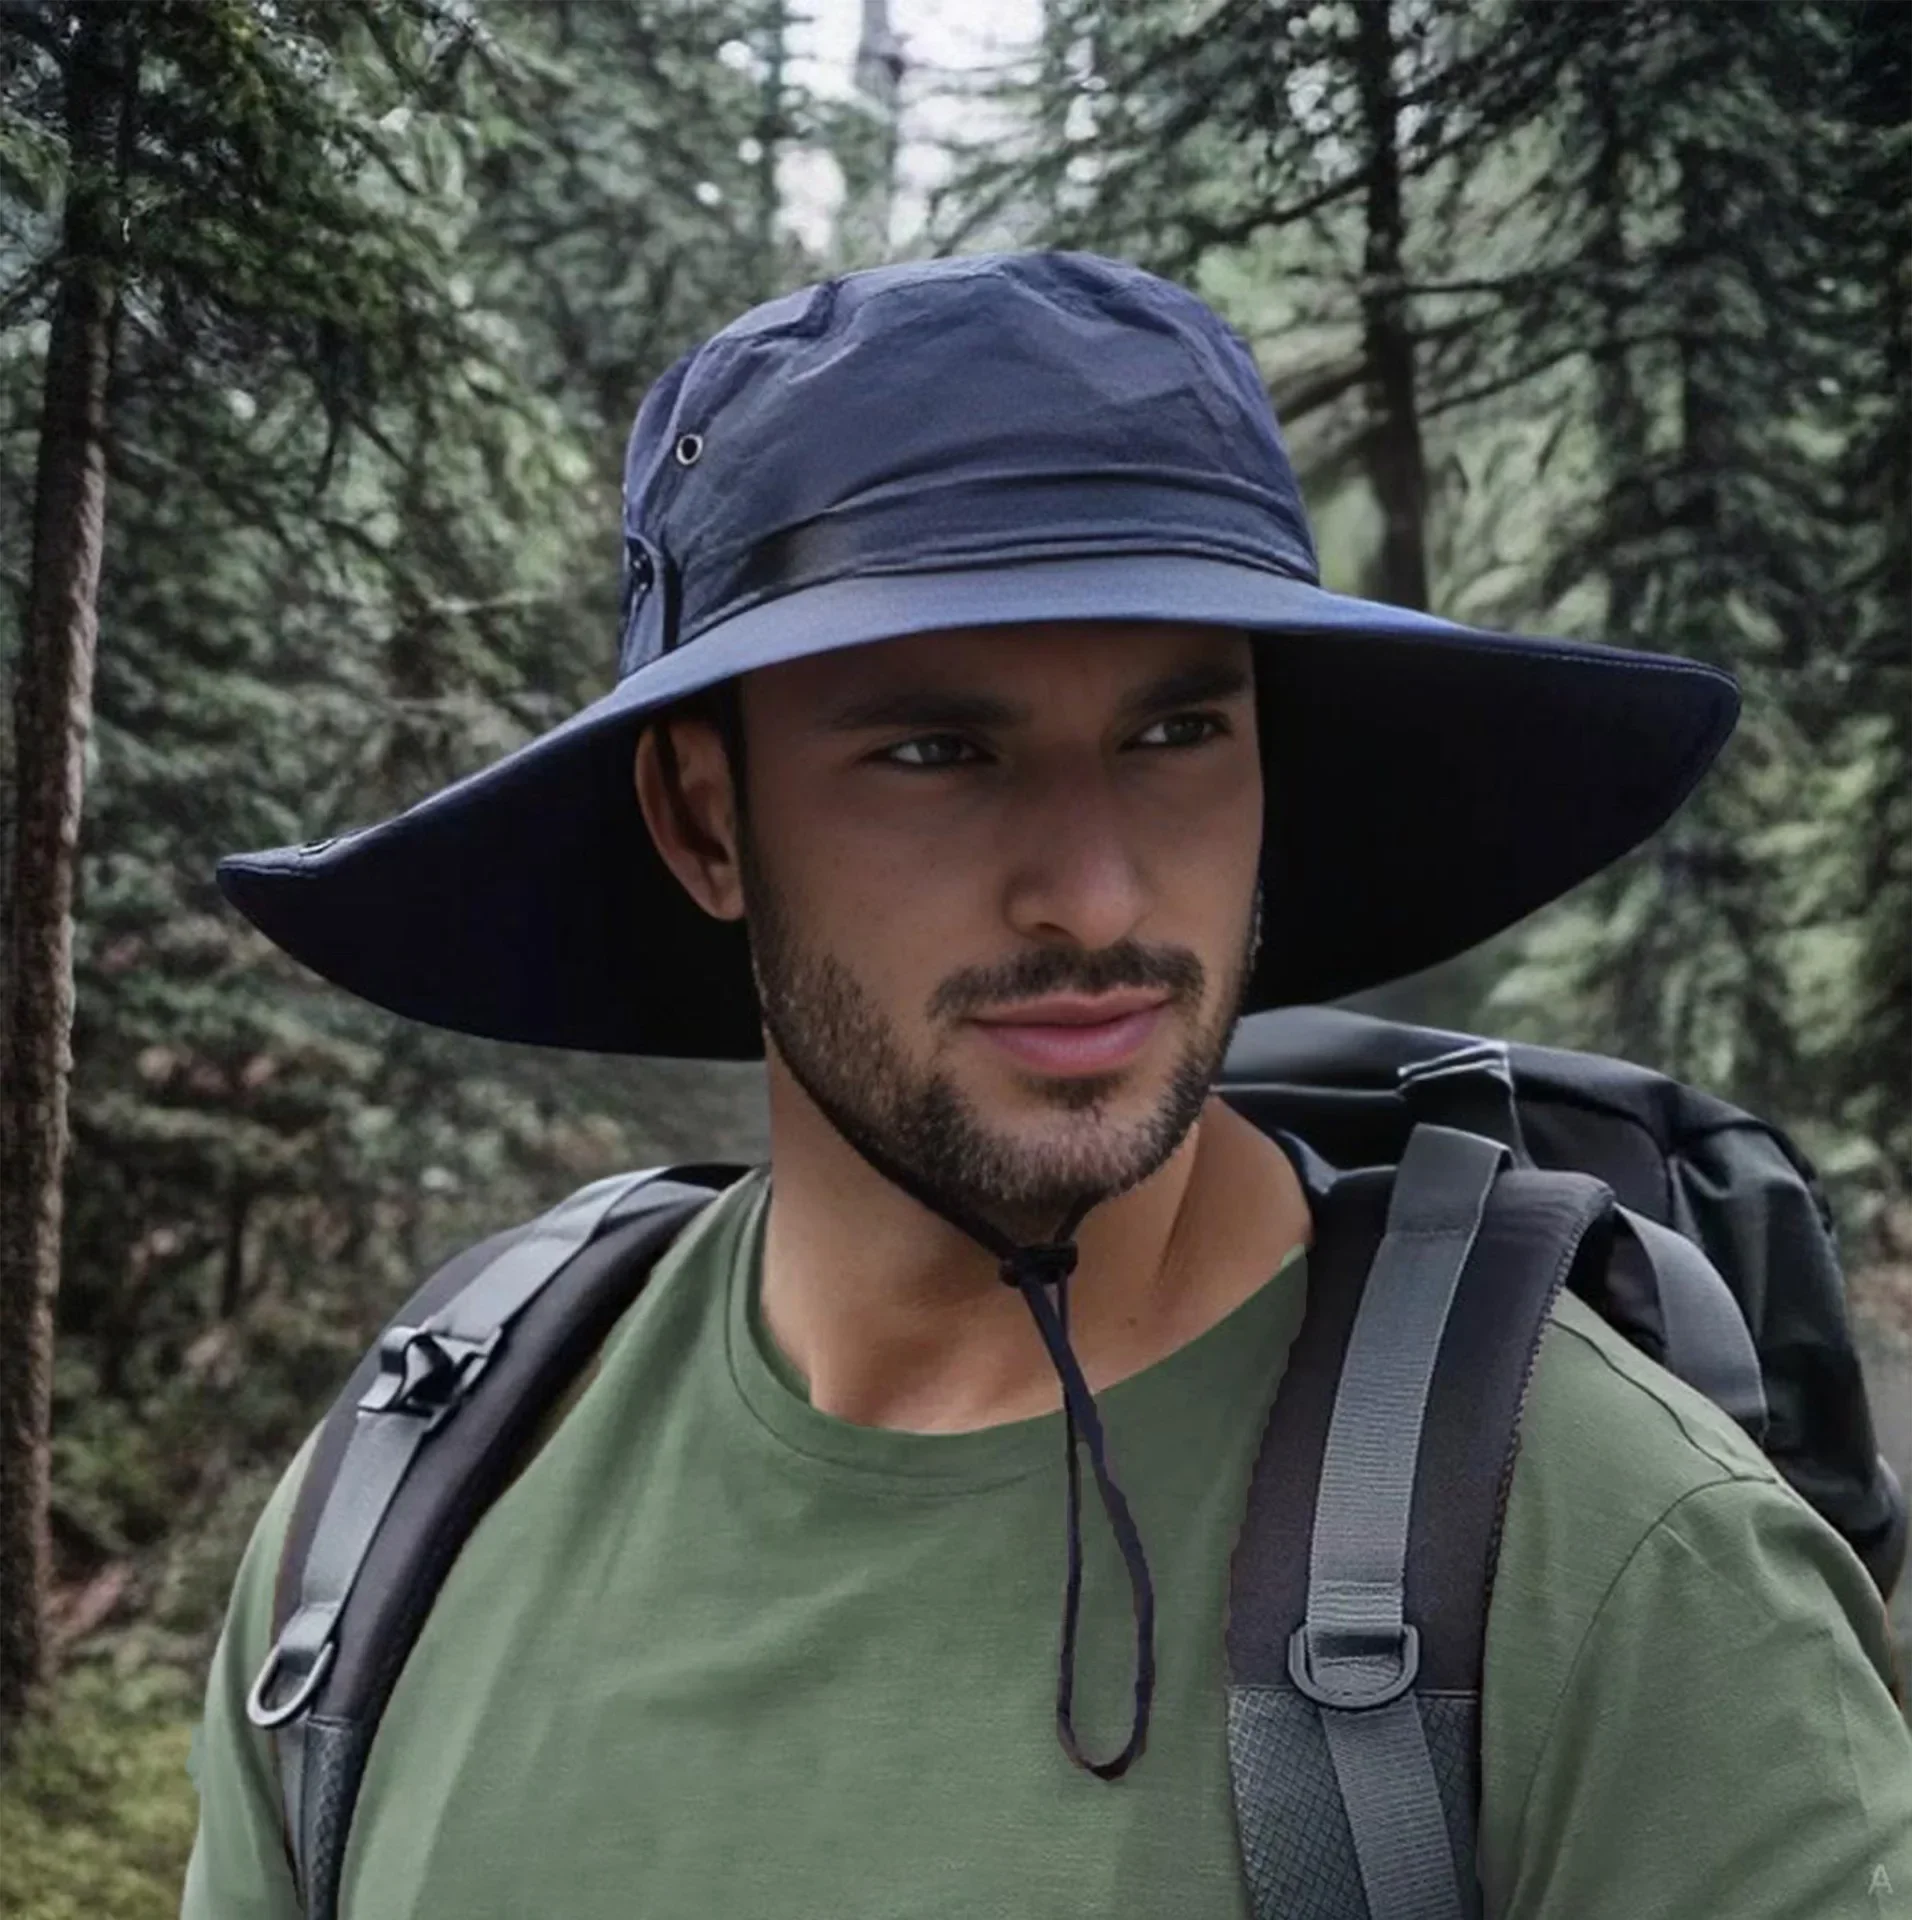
[{"xmin": 217, "ymin": 251, "xmax": 1738, "ymax": 1059}]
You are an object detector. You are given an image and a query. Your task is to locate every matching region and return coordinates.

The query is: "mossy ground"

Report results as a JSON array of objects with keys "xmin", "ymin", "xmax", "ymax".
[{"xmin": 0, "ymin": 1660, "xmax": 200, "ymax": 1920}]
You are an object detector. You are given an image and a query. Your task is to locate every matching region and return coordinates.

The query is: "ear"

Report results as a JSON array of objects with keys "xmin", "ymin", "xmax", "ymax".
[{"xmin": 634, "ymin": 719, "xmax": 745, "ymax": 923}]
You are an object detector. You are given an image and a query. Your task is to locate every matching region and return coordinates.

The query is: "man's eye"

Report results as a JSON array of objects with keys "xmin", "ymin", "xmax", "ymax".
[
  {"xmin": 879, "ymin": 734, "xmax": 987, "ymax": 769},
  {"xmin": 1131, "ymin": 712, "xmax": 1228, "ymax": 749}
]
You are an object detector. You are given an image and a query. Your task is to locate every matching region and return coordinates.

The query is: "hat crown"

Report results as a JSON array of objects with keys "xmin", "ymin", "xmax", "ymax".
[{"xmin": 616, "ymin": 251, "xmax": 1318, "ymax": 677}]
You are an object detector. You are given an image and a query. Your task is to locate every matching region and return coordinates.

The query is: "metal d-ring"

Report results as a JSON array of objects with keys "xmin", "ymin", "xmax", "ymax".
[{"xmin": 245, "ymin": 1634, "xmax": 337, "ymax": 1730}]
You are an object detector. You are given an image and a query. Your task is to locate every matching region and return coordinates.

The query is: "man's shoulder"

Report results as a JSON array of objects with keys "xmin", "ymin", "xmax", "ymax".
[
  {"xmin": 1477, "ymin": 1293, "xmax": 1912, "ymax": 1918},
  {"xmin": 1518, "ymin": 1284, "xmax": 1783, "ymax": 1513},
  {"xmin": 1480, "ymin": 1282, "xmax": 1886, "ymax": 1794},
  {"xmin": 1481, "ymin": 1288, "xmax": 1787, "ymax": 1761}
]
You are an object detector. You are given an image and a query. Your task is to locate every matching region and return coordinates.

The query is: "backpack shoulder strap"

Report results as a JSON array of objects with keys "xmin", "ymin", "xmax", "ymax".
[
  {"xmin": 1231, "ymin": 1126, "xmax": 1616, "ymax": 1920},
  {"xmin": 1608, "ymin": 1205, "xmax": 1769, "ymax": 1439},
  {"xmin": 249, "ymin": 1165, "xmax": 742, "ymax": 1920}
]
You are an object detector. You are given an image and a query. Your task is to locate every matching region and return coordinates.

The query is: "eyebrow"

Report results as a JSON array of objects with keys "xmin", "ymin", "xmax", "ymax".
[
  {"xmin": 1113, "ymin": 658, "xmax": 1253, "ymax": 725},
  {"xmin": 817, "ymin": 657, "xmax": 1253, "ymax": 735},
  {"xmin": 819, "ymin": 687, "xmax": 1022, "ymax": 734}
]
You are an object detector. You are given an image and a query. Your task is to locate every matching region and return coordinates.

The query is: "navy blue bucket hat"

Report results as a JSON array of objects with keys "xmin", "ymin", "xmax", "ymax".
[{"xmin": 218, "ymin": 251, "xmax": 1738, "ymax": 1058}]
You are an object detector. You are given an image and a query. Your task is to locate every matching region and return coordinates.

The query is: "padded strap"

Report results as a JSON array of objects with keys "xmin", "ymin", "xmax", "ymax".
[
  {"xmin": 250, "ymin": 1169, "xmax": 668, "ymax": 1901},
  {"xmin": 1615, "ymin": 1205, "xmax": 1769, "ymax": 1442},
  {"xmin": 1292, "ymin": 1124, "xmax": 1506, "ymax": 1920}
]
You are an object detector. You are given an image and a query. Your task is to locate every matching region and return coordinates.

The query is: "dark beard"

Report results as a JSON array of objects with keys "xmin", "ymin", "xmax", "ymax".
[{"xmin": 741, "ymin": 824, "xmax": 1261, "ymax": 1243}]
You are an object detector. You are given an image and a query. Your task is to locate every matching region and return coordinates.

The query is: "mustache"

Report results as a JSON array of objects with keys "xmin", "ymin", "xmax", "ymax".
[{"xmin": 927, "ymin": 940, "xmax": 1207, "ymax": 1023}]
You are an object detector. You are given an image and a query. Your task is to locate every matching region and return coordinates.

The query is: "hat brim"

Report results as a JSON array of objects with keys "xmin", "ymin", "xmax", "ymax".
[{"xmin": 217, "ymin": 554, "xmax": 1737, "ymax": 1059}]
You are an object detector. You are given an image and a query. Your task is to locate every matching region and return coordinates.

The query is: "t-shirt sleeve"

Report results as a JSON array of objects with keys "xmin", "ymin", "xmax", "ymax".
[
  {"xmin": 179, "ymin": 1429, "xmax": 321, "ymax": 1920},
  {"xmin": 1500, "ymin": 1472, "xmax": 1912, "ymax": 1918}
]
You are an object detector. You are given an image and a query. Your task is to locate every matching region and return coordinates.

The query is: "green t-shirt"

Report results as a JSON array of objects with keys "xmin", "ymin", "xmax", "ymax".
[{"xmin": 182, "ymin": 1169, "xmax": 1912, "ymax": 1918}]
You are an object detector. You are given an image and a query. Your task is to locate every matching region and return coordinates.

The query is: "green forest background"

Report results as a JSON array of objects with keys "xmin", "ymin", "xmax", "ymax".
[{"xmin": 0, "ymin": 1, "xmax": 1908, "ymax": 1913}]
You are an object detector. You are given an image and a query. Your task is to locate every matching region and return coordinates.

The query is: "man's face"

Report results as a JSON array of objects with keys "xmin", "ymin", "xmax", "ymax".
[{"xmin": 661, "ymin": 619, "xmax": 1263, "ymax": 1238}]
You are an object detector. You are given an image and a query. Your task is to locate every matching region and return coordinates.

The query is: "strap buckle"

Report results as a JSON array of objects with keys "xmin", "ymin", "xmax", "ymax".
[
  {"xmin": 356, "ymin": 1322, "xmax": 500, "ymax": 1431},
  {"xmin": 1287, "ymin": 1620, "xmax": 1421, "ymax": 1711}
]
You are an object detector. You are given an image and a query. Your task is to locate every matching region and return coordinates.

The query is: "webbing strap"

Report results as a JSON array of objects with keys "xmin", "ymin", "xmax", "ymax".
[
  {"xmin": 1294, "ymin": 1124, "xmax": 1506, "ymax": 1920},
  {"xmin": 1615, "ymin": 1205, "xmax": 1769, "ymax": 1442},
  {"xmin": 251, "ymin": 1169, "xmax": 664, "ymax": 1900},
  {"xmin": 1319, "ymin": 1697, "xmax": 1467, "ymax": 1920}
]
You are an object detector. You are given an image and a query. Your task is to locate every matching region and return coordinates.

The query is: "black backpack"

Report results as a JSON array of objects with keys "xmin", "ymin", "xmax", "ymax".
[{"xmin": 243, "ymin": 1008, "xmax": 1906, "ymax": 1920}]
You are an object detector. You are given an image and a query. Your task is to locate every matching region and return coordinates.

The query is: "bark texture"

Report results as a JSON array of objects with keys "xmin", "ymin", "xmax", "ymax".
[
  {"xmin": 0, "ymin": 6, "xmax": 124, "ymax": 1749},
  {"xmin": 1352, "ymin": 0, "xmax": 1431, "ymax": 612}
]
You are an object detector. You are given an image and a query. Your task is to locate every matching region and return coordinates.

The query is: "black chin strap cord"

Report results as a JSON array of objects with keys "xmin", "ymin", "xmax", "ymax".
[
  {"xmin": 996, "ymin": 1223, "xmax": 1158, "ymax": 1780},
  {"xmin": 804, "ymin": 1115, "xmax": 1157, "ymax": 1781}
]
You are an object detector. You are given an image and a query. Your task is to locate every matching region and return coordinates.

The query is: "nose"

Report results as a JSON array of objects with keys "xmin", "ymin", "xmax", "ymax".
[{"xmin": 999, "ymin": 760, "xmax": 1150, "ymax": 952}]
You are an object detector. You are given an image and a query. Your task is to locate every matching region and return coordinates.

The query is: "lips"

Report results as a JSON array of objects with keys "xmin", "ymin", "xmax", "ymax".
[{"xmin": 969, "ymin": 992, "xmax": 1172, "ymax": 1075}]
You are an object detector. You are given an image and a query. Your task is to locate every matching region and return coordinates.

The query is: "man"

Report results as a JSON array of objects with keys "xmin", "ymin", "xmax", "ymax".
[{"xmin": 185, "ymin": 251, "xmax": 1912, "ymax": 1917}]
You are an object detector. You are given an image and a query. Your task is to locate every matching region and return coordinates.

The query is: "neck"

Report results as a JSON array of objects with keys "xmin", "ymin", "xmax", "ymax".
[{"xmin": 755, "ymin": 1072, "xmax": 1312, "ymax": 1432}]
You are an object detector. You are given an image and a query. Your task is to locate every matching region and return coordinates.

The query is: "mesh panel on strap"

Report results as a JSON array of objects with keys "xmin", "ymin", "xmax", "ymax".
[{"xmin": 1228, "ymin": 1687, "xmax": 1482, "ymax": 1920}]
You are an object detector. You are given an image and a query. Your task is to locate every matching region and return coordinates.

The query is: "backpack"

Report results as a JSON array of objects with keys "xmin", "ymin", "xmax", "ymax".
[{"xmin": 243, "ymin": 1008, "xmax": 1907, "ymax": 1920}]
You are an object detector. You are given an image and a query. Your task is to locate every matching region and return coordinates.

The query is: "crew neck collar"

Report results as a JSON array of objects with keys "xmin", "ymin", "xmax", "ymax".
[{"xmin": 719, "ymin": 1171, "xmax": 1307, "ymax": 1492}]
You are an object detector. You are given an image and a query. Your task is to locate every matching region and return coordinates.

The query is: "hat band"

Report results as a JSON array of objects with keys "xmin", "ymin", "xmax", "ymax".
[{"xmin": 621, "ymin": 471, "xmax": 1320, "ymax": 672}]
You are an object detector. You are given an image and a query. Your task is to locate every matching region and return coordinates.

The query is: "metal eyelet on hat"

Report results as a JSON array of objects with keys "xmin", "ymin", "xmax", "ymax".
[{"xmin": 673, "ymin": 432, "xmax": 704, "ymax": 467}]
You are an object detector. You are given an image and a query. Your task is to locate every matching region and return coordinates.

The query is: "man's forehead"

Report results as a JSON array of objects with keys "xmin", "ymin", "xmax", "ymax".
[{"xmin": 744, "ymin": 618, "xmax": 1255, "ymax": 718}]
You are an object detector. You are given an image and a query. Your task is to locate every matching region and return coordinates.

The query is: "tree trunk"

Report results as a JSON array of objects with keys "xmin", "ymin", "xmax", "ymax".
[
  {"xmin": 1351, "ymin": 0, "xmax": 1430, "ymax": 611},
  {"xmin": 753, "ymin": 1, "xmax": 788, "ymax": 300},
  {"xmin": 1871, "ymin": 224, "xmax": 1912, "ymax": 1185},
  {"xmin": 0, "ymin": 8, "xmax": 125, "ymax": 1751},
  {"xmin": 1586, "ymin": 34, "xmax": 1649, "ymax": 639},
  {"xmin": 1850, "ymin": 0, "xmax": 1912, "ymax": 1184},
  {"xmin": 838, "ymin": 0, "xmax": 904, "ymax": 263},
  {"xmin": 1583, "ymin": 28, "xmax": 1665, "ymax": 1065}
]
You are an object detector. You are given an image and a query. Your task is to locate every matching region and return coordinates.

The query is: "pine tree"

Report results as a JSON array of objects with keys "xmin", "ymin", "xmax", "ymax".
[
  {"xmin": 1, "ymin": 0, "xmax": 792, "ymax": 1726},
  {"xmin": 1485, "ymin": 0, "xmax": 1849, "ymax": 1122},
  {"xmin": 0, "ymin": 0, "xmax": 124, "ymax": 1749},
  {"xmin": 1833, "ymin": 0, "xmax": 1912, "ymax": 1192},
  {"xmin": 0, "ymin": 0, "xmax": 491, "ymax": 1746}
]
